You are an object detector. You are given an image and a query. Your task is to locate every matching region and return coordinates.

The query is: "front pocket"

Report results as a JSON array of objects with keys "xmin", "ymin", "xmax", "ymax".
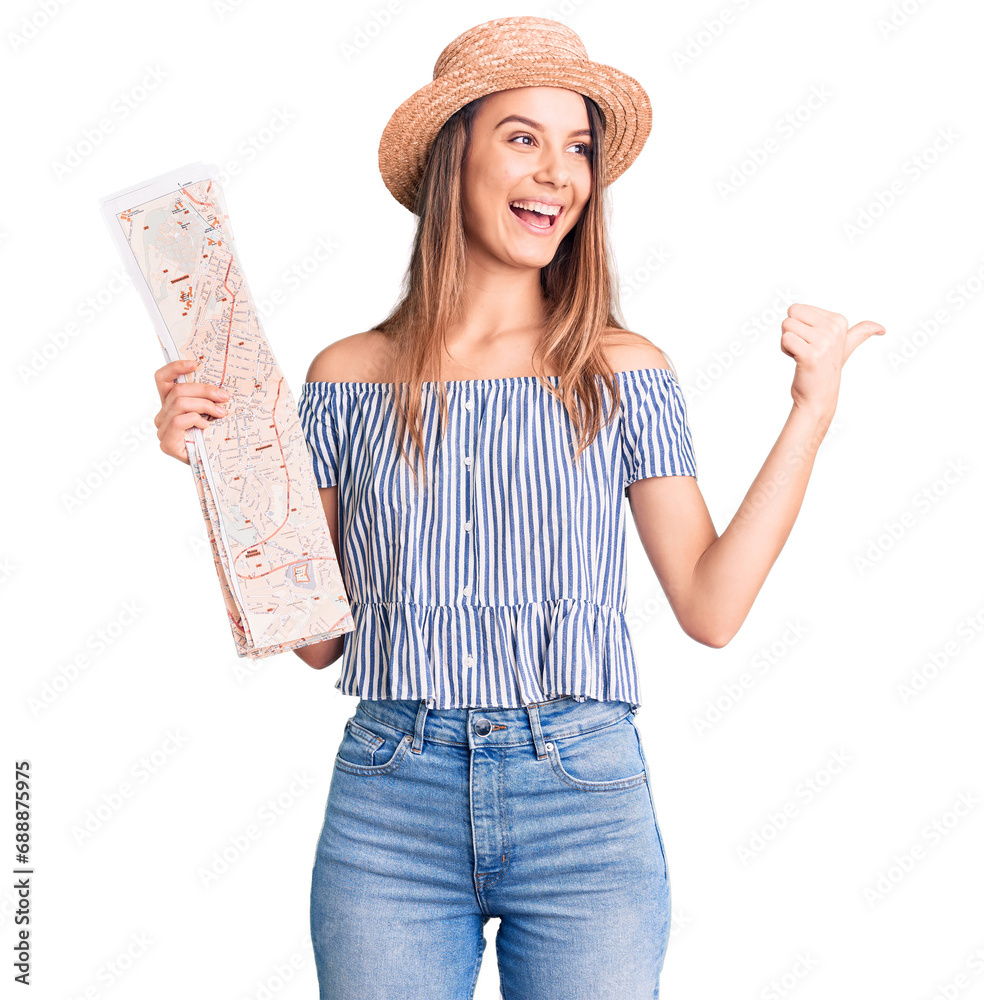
[
  {"xmin": 334, "ymin": 717, "xmax": 413, "ymax": 776},
  {"xmin": 546, "ymin": 716, "xmax": 648, "ymax": 792}
]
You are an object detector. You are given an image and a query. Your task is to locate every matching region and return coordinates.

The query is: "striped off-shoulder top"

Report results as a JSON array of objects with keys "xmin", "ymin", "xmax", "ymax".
[{"xmin": 296, "ymin": 366, "xmax": 698, "ymax": 711}]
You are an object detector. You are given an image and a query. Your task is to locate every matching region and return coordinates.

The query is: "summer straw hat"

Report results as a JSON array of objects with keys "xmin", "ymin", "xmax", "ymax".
[{"xmin": 378, "ymin": 15, "xmax": 652, "ymax": 214}]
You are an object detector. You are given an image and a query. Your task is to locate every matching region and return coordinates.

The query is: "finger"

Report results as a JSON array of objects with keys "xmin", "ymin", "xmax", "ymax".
[
  {"xmin": 787, "ymin": 303, "xmax": 845, "ymax": 327},
  {"xmin": 161, "ymin": 409, "xmax": 214, "ymax": 460},
  {"xmin": 780, "ymin": 329, "xmax": 809, "ymax": 359},
  {"xmin": 844, "ymin": 320, "xmax": 886, "ymax": 358},
  {"xmin": 157, "ymin": 392, "xmax": 227, "ymax": 441},
  {"xmin": 154, "ymin": 358, "xmax": 198, "ymax": 405},
  {"xmin": 781, "ymin": 316, "xmax": 815, "ymax": 343},
  {"xmin": 167, "ymin": 390, "xmax": 229, "ymax": 423},
  {"xmin": 159, "ymin": 381, "xmax": 231, "ymax": 422}
]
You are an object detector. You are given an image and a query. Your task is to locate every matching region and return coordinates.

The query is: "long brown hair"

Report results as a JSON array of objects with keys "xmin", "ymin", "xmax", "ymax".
[{"xmin": 372, "ymin": 92, "xmax": 674, "ymax": 490}]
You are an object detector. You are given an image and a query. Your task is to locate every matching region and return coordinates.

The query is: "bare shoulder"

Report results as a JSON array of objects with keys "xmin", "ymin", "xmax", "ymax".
[
  {"xmin": 305, "ymin": 330, "xmax": 395, "ymax": 383},
  {"xmin": 600, "ymin": 328, "xmax": 671, "ymax": 373}
]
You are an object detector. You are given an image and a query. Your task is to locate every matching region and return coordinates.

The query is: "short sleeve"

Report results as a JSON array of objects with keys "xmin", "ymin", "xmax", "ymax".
[
  {"xmin": 297, "ymin": 382, "xmax": 339, "ymax": 488},
  {"xmin": 620, "ymin": 368, "xmax": 698, "ymax": 488}
]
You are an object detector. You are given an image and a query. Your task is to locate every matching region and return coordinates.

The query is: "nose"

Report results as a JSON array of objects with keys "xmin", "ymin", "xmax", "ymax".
[{"xmin": 533, "ymin": 143, "xmax": 573, "ymax": 189}]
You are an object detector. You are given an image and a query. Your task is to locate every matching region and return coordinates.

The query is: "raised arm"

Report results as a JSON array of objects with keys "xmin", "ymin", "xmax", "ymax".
[{"xmin": 627, "ymin": 304, "xmax": 885, "ymax": 648}]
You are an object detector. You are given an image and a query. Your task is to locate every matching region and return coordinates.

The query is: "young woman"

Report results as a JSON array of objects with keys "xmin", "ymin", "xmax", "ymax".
[{"xmin": 153, "ymin": 16, "xmax": 884, "ymax": 1000}]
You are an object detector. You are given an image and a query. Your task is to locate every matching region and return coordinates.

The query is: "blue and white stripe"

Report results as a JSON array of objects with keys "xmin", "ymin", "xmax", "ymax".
[{"xmin": 297, "ymin": 367, "xmax": 698, "ymax": 711}]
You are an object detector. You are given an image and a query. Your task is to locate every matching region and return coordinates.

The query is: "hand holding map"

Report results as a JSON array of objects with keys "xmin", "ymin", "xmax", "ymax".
[{"xmin": 99, "ymin": 162, "xmax": 353, "ymax": 659}]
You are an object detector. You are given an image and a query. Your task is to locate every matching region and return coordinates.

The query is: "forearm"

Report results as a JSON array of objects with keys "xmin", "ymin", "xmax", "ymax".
[
  {"xmin": 293, "ymin": 634, "xmax": 344, "ymax": 669},
  {"xmin": 691, "ymin": 401, "xmax": 835, "ymax": 645}
]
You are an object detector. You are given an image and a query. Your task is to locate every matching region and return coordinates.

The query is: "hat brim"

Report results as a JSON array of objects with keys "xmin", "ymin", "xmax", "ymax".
[{"xmin": 378, "ymin": 60, "xmax": 652, "ymax": 213}]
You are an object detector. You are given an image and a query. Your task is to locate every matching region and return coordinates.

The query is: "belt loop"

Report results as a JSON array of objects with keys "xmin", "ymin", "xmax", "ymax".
[
  {"xmin": 411, "ymin": 699, "xmax": 430, "ymax": 754},
  {"xmin": 525, "ymin": 702, "xmax": 549, "ymax": 760}
]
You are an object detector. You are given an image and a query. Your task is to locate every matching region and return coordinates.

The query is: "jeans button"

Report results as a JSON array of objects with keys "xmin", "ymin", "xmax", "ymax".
[{"xmin": 474, "ymin": 718, "xmax": 491, "ymax": 737}]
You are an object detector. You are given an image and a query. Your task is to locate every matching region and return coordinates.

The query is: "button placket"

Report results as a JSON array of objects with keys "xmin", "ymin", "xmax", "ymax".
[{"xmin": 462, "ymin": 388, "xmax": 475, "ymax": 670}]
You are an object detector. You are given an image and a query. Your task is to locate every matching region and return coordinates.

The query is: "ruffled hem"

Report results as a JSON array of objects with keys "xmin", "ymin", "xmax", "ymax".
[{"xmin": 332, "ymin": 599, "xmax": 642, "ymax": 711}]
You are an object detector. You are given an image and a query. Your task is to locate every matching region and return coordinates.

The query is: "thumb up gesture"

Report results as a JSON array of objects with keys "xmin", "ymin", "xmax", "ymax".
[{"xmin": 781, "ymin": 303, "xmax": 885, "ymax": 414}]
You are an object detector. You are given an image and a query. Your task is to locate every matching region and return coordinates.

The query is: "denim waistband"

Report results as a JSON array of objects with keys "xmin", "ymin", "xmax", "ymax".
[{"xmin": 353, "ymin": 696, "xmax": 638, "ymax": 758}]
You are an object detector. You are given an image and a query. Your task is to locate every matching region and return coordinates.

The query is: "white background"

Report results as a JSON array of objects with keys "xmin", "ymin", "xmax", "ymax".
[{"xmin": 2, "ymin": 0, "xmax": 982, "ymax": 997}]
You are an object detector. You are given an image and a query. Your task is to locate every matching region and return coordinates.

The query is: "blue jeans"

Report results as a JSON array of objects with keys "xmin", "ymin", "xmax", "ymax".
[{"xmin": 310, "ymin": 695, "xmax": 671, "ymax": 999}]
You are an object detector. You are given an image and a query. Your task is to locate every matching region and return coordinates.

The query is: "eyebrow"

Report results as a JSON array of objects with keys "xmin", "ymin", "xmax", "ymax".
[{"xmin": 494, "ymin": 114, "xmax": 592, "ymax": 138}]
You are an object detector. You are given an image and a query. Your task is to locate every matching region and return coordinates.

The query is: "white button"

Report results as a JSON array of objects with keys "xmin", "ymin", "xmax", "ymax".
[
  {"xmin": 464, "ymin": 400, "xmax": 473, "ymax": 410},
  {"xmin": 545, "ymin": 742, "xmax": 554, "ymax": 750},
  {"xmin": 464, "ymin": 521, "xmax": 472, "ymax": 531},
  {"xmin": 464, "ymin": 456, "xmax": 472, "ymax": 466},
  {"xmin": 462, "ymin": 585, "xmax": 471, "ymax": 596},
  {"xmin": 464, "ymin": 654, "xmax": 475, "ymax": 668}
]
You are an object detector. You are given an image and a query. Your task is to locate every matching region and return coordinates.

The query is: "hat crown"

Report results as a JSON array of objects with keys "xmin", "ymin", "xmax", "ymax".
[
  {"xmin": 433, "ymin": 16, "xmax": 589, "ymax": 81},
  {"xmin": 380, "ymin": 15, "xmax": 651, "ymax": 213}
]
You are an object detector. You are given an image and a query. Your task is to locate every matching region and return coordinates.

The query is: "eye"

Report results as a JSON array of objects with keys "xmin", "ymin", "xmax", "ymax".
[{"xmin": 509, "ymin": 134, "xmax": 592, "ymax": 156}]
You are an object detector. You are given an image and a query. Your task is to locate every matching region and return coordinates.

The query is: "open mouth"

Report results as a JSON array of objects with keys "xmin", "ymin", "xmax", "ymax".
[{"xmin": 508, "ymin": 201, "xmax": 562, "ymax": 233}]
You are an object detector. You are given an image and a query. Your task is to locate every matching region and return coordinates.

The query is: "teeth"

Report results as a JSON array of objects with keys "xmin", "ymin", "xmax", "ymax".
[{"xmin": 509, "ymin": 199, "xmax": 561, "ymax": 217}]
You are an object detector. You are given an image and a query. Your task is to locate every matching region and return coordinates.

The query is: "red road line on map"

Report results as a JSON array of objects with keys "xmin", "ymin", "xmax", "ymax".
[
  {"xmin": 176, "ymin": 186, "xmax": 320, "ymax": 586},
  {"xmin": 218, "ymin": 257, "xmax": 235, "ymax": 389},
  {"xmin": 179, "ymin": 181, "xmax": 212, "ymax": 207}
]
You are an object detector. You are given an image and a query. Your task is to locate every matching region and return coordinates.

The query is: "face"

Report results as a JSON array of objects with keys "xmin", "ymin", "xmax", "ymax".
[{"xmin": 460, "ymin": 86, "xmax": 594, "ymax": 270}]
